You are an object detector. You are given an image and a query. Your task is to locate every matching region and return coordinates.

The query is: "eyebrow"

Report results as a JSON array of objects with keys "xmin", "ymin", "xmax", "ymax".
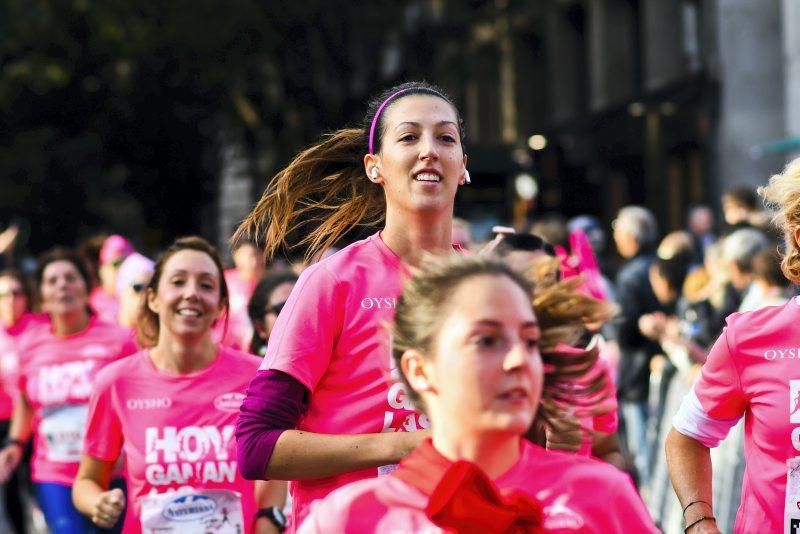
[
  {"xmin": 167, "ymin": 269, "xmax": 217, "ymax": 278},
  {"xmin": 474, "ymin": 319, "xmax": 539, "ymax": 329},
  {"xmin": 394, "ymin": 120, "xmax": 458, "ymax": 130}
]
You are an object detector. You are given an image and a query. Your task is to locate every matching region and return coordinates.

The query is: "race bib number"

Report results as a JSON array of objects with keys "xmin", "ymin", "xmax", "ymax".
[
  {"xmin": 140, "ymin": 489, "xmax": 244, "ymax": 534},
  {"xmin": 39, "ymin": 404, "xmax": 87, "ymax": 463},
  {"xmin": 784, "ymin": 457, "xmax": 800, "ymax": 533}
]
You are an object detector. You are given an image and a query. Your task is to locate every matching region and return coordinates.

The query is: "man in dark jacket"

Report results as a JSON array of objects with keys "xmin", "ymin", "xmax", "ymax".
[{"xmin": 611, "ymin": 206, "xmax": 662, "ymax": 485}]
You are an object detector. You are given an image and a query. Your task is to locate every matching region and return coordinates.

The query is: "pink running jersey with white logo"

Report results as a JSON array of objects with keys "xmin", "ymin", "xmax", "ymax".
[
  {"xmin": 298, "ymin": 440, "xmax": 657, "ymax": 533},
  {"xmin": 0, "ymin": 313, "xmax": 49, "ymax": 420},
  {"xmin": 674, "ymin": 299, "xmax": 800, "ymax": 533},
  {"xmin": 84, "ymin": 347, "xmax": 262, "ymax": 534},
  {"xmin": 19, "ymin": 318, "xmax": 135, "ymax": 484},
  {"xmin": 261, "ymin": 232, "xmax": 427, "ymax": 528}
]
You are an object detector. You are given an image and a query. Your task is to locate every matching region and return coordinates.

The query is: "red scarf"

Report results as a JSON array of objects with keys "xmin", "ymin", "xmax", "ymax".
[{"xmin": 394, "ymin": 439, "xmax": 546, "ymax": 533}]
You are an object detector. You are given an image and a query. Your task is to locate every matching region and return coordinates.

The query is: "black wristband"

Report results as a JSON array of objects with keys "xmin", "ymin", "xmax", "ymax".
[
  {"xmin": 256, "ymin": 507, "xmax": 287, "ymax": 532},
  {"xmin": 684, "ymin": 515, "xmax": 715, "ymax": 533},
  {"xmin": 1, "ymin": 438, "xmax": 25, "ymax": 450},
  {"xmin": 682, "ymin": 499, "xmax": 711, "ymax": 517}
]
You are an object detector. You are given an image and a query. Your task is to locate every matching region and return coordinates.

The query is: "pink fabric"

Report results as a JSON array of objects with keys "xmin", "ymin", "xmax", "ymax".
[
  {"xmin": 84, "ymin": 347, "xmax": 262, "ymax": 534},
  {"xmin": 0, "ymin": 314, "xmax": 49, "ymax": 420},
  {"xmin": 89, "ymin": 287, "xmax": 120, "ymax": 325},
  {"xmin": 298, "ymin": 440, "xmax": 657, "ymax": 533},
  {"xmin": 260, "ymin": 232, "xmax": 427, "ymax": 528},
  {"xmin": 18, "ymin": 318, "xmax": 134, "ymax": 484},
  {"xmin": 688, "ymin": 298, "xmax": 800, "ymax": 534}
]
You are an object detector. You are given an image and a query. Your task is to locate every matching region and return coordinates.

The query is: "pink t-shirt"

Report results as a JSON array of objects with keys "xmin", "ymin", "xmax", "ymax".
[
  {"xmin": 89, "ymin": 287, "xmax": 120, "ymax": 325},
  {"xmin": 222, "ymin": 269, "xmax": 257, "ymax": 350},
  {"xmin": 673, "ymin": 298, "xmax": 800, "ymax": 534},
  {"xmin": 84, "ymin": 347, "xmax": 262, "ymax": 534},
  {"xmin": 18, "ymin": 319, "xmax": 135, "ymax": 484},
  {"xmin": 262, "ymin": 232, "xmax": 427, "ymax": 527},
  {"xmin": 0, "ymin": 313, "xmax": 49, "ymax": 420},
  {"xmin": 298, "ymin": 440, "xmax": 657, "ymax": 533}
]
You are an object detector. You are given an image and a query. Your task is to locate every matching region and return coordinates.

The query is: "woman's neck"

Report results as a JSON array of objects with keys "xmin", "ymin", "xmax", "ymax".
[
  {"xmin": 382, "ymin": 207, "xmax": 454, "ymax": 267},
  {"xmin": 52, "ymin": 311, "xmax": 89, "ymax": 337},
  {"xmin": 431, "ymin": 428, "xmax": 522, "ymax": 479},
  {"xmin": 150, "ymin": 334, "xmax": 217, "ymax": 374}
]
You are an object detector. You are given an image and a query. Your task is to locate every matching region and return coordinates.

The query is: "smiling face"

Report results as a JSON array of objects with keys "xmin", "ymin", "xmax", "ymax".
[
  {"xmin": 40, "ymin": 260, "xmax": 89, "ymax": 319},
  {"xmin": 410, "ymin": 274, "xmax": 542, "ymax": 438},
  {"xmin": 147, "ymin": 249, "xmax": 224, "ymax": 342},
  {"xmin": 365, "ymin": 94, "xmax": 466, "ymax": 216}
]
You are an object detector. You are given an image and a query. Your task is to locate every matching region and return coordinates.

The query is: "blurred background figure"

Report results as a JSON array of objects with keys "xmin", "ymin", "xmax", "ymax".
[
  {"xmin": 610, "ymin": 205, "xmax": 662, "ymax": 487},
  {"xmin": 450, "ymin": 217, "xmax": 474, "ymax": 250},
  {"xmin": 115, "ymin": 253, "xmax": 155, "ymax": 334},
  {"xmin": 90, "ymin": 235, "xmax": 135, "ymax": 325},
  {"xmin": 247, "ymin": 272, "xmax": 298, "ymax": 357},
  {"xmin": 721, "ymin": 186, "xmax": 764, "ymax": 234},
  {"xmin": 686, "ymin": 205, "xmax": 716, "ymax": 265},
  {"xmin": 218, "ymin": 240, "xmax": 265, "ymax": 352}
]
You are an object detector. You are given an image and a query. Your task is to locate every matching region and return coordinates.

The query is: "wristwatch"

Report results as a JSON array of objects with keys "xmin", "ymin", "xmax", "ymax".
[{"xmin": 256, "ymin": 507, "xmax": 287, "ymax": 532}]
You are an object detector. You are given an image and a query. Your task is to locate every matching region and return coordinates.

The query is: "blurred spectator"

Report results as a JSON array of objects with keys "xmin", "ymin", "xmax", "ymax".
[
  {"xmin": 247, "ymin": 272, "xmax": 299, "ymax": 356},
  {"xmin": 610, "ymin": 205, "xmax": 662, "ymax": 486},
  {"xmin": 569, "ymin": 214, "xmax": 615, "ymax": 280},
  {"xmin": 738, "ymin": 246, "xmax": 792, "ymax": 311},
  {"xmin": 722, "ymin": 185, "xmax": 766, "ymax": 233},
  {"xmin": 686, "ymin": 205, "xmax": 716, "ymax": 264},
  {"xmin": 722, "ymin": 228, "xmax": 770, "ymax": 311},
  {"xmin": 530, "ymin": 212, "xmax": 569, "ymax": 249},
  {"xmin": 89, "ymin": 234, "xmax": 134, "ymax": 324},
  {"xmin": 451, "ymin": 218, "xmax": 473, "ymax": 250},
  {"xmin": 115, "ymin": 253, "xmax": 155, "ymax": 332}
]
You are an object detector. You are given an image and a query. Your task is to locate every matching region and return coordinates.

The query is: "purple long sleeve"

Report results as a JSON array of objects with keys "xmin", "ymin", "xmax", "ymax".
[{"xmin": 236, "ymin": 369, "xmax": 309, "ymax": 480}]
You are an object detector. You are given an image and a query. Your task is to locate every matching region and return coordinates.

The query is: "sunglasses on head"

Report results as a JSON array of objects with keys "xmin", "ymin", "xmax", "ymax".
[
  {"xmin": 0, "ymin": 289, "xmax": 25, "ymax": 299},
  {"xmin": 266, "ymin": 302, "xmax": 286, "ymax": 316}
]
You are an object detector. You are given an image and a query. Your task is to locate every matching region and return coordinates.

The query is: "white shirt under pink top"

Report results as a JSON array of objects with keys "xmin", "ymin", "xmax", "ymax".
[
  {"xmin": 673, "ymin": 298, "xmax": 800, "ymax": 534},
  {"xmin": 18, "ymin": 318, "xmax": 135, "ymax": 485},
  {"xmin": 84, "ymin": 347, "xmax": 263, "ymax": 534},
  {"xmin": 298, "ymin": 439, "xmax": 657, "ymax": 533},
  {"xmin": 261, "ymin": 231, "xmax": 426, "ymax": 528},
  {"xmin": 0, "ymin": 313, "xmax": 49, "ymax": 420}
]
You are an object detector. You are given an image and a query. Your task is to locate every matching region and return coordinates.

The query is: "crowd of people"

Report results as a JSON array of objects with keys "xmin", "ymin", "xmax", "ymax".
[{"xmin": 0, "ymin": 80, "xmax": 797, "ymax": 533}]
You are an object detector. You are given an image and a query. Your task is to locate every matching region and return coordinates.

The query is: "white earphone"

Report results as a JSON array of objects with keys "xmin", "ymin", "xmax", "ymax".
[
  {"xmin": 369, "ymin": 167, "xmax": 378, "ymax": 180},
  {"xmin": 464, "ymin": 169, "xmax": 471, "ymax": 185}
]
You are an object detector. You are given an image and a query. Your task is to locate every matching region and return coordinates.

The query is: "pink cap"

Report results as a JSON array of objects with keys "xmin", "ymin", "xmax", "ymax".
[{"xmin": 99, "ymin": 234, "xmax": 135, "ymax": 265}]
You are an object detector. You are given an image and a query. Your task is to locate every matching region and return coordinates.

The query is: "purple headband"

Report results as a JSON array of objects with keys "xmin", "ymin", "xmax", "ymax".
[{"xmin": 368, "ymin": 88, "xmax": 413, "ymax": 155}]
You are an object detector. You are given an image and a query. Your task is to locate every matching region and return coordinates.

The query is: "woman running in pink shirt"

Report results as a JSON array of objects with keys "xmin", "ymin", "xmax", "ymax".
[
  {"xmin": 667, "ymin": 156, "xmax": 800, "ymax": 534},
  {"xmin": 298, "ymin": 255, "xmax": 657, "ymax": 533},
  {"xmin": 72, "ymin": 237, "xmax": 281, "ymax": 533},
  {"xmin": 235, "ymin": 81, "xmax": 470, "ymax": 528},
  {"xmin": 0, "ymin": 248, "xmax": 135, "ymax": 533}
]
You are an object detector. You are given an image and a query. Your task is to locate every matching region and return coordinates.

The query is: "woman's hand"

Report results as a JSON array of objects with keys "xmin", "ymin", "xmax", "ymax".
[
  {"xmin": 0, "ymin": 444, "xmax": 23, "ymax": 483},
  {"xmin": 90, "ymin": 488, "xmax": 125, "ymax": 529}
]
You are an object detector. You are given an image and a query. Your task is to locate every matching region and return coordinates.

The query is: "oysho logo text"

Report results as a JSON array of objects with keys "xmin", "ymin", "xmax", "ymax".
[
  {"xmin": 360, "ymin": 297, "xmax": 397, "ymax": 310},
  {"xmin": 764, "ymin": 348, "xmax": 800, "ymax": 360},
  {"xmin": 127, "ymin": 397, "xmax": 173, "ymax": 410}
]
